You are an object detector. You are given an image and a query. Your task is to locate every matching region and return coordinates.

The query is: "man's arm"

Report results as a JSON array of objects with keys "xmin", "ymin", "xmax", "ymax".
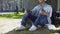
[
  {"xmin": 44, "ymin": 13, "xmax": 50, "ymax": 17},
  {"xmin": 25, "ymin": 5, "xmax": 37, "ymax": 15},
  {"xmin": 31, "ymin": 6, "xmax": 37, "ymax": 15},
  {"xmin": 41, "ymin": 9, "xmax": 50, "ymax": 17},
  {"xmin": 41, "ymin": 6, "xmax": 52, "ymax": 17}
]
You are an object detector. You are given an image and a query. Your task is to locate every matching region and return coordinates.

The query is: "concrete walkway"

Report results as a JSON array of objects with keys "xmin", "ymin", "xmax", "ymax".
[
  {"xmin": 0, "ymin": 18, "xmax": 22, "ymax": 34},
  {"xmin": 0, "ymin": 12, "xmax": 15, "ymax": 15}
]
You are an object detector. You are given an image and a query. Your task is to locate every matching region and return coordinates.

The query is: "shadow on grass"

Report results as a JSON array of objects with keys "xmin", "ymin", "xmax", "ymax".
[
  {"xmin": 6, "ymin": 27, "xmax": 59, "ymax": 34},
  {"xmin": 6, "ymin": 23, "xmax": 60, "ymax": 34}
]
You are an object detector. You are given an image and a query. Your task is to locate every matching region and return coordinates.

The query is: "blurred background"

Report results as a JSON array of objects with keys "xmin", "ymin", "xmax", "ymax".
[{"xmin": 0, "ymin": 0, "xmax": 60, "ymax": 12}]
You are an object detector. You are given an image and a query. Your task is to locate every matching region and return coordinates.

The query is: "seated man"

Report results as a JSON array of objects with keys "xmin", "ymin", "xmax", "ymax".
[{"xmin": 15, "ymin": 0, "xmax": 56, "ymax": 31}]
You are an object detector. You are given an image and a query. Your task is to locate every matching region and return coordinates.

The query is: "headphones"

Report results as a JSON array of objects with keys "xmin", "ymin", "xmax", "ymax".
[{"xmin": 43, "ymin": 0, "xmax": 47, "ymax": 1}]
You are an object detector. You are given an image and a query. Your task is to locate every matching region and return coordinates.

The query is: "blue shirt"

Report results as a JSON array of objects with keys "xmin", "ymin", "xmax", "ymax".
[{"xmin": 31, "ymin": 4, "xmax": 52, "ymax": 24}]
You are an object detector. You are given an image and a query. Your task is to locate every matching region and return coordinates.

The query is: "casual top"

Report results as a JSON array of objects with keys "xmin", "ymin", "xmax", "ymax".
[{"xmin": 31, "ymin": 3, "xmax": 52, "ymax": 24}]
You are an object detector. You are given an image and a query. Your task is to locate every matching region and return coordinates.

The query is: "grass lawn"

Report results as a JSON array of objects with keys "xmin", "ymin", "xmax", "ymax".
[{"xmin": 0, "ymin": 12, "xmax": 24, "ymax": 19}]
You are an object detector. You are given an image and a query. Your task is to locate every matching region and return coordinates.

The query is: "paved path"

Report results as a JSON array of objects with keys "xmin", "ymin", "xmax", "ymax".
[
  {"xmin": 0, "ymin": 18, "xmax": 22, "ymax": 34},
  {"xmin": 0, "ymin": 12, "xmax": 15, "ymax": 15}
]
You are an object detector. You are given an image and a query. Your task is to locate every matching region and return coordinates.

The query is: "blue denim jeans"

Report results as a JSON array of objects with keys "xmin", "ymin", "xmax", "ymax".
[{"xmin": 21, "ymin": 13, "xmax": 48, "ymax": 27}]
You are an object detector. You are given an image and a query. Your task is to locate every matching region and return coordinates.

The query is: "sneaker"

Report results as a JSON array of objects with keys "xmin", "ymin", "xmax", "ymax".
[
  {"xmin": 15, "ymin": 25, "xmax": 25, "ymax": 30},
  {"xmin": 29, "ymin": 25, "xmax": 37, "ymax": 31},
  {"xmin": 46, "ymin": 24, "xmax": 57, "ymax": 30}
]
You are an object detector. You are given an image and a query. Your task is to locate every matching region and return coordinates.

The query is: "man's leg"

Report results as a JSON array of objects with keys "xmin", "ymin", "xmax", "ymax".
[
  {"xmin": 15, "ymin": 13, "xmax": 37, "ymax": 30},
  {"xmin": 15, "ymin": 13, "xmax": 29, "ymax": 30},
  {"xmin": 29, "ymin": 14, "xmax": 41, "ymax": 31},
  {"xmin": 21, "ymin": 13, "xmax": 37, "ymax": 26},
  {"xmin": 29, "ymin": 14, "xmax": 48, "ymax": 31},
  {"xmin": 34, "ymin": 14, "xmax": 48, "ymax": 26},
  {"xmin": 21, "ymin": 13, "xmax": 29, "ymax": 26}
]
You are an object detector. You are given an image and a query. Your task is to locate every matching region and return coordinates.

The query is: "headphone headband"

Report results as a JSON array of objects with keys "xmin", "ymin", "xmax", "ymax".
[{"xmin": 44, "ymin": 0, "xmax": 47, "ymax": 1}]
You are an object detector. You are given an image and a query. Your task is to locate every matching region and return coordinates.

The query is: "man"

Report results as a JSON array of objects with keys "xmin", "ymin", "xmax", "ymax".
[{"xmin": 15, "ymin": 0, "xmax": 56, "ymax": 31}]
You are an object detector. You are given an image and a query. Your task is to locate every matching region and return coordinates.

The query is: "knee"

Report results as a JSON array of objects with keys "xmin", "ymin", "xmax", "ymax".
[{"xmin": 24, "ymin": 13, "xmax": 29, "ymax": 16}]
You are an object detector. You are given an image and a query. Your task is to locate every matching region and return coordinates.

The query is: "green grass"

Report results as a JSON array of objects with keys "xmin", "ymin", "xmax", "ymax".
[{"xmin": 0, "ymin": 13, "xmax": 24, "ymax": 19}]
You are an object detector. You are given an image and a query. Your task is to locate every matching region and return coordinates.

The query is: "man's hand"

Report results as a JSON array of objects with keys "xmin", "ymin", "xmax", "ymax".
[
  {"xmin": 25, "ymin": 9, "xmax": 31, "ymax": 13},
  {"xmin": 41, "ymin": 9, "xmax": 49, "ymax": 17},
  {"xmin": 41, "ymin": 9, "xmax": 46, "ymax": 15}
]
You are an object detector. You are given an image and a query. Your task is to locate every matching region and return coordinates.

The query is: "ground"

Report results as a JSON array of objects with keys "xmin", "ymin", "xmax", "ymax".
[
  {"xmin": 0, "ymin": 18, "xmax": 20, "ymax": 34},
  {"xmin": 0, "ymin": 18, "xmax": 60, "ymax": 34},
  {"xmin": 0, "ymin": 12, "xmax": 60, "ymax": 34}
]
